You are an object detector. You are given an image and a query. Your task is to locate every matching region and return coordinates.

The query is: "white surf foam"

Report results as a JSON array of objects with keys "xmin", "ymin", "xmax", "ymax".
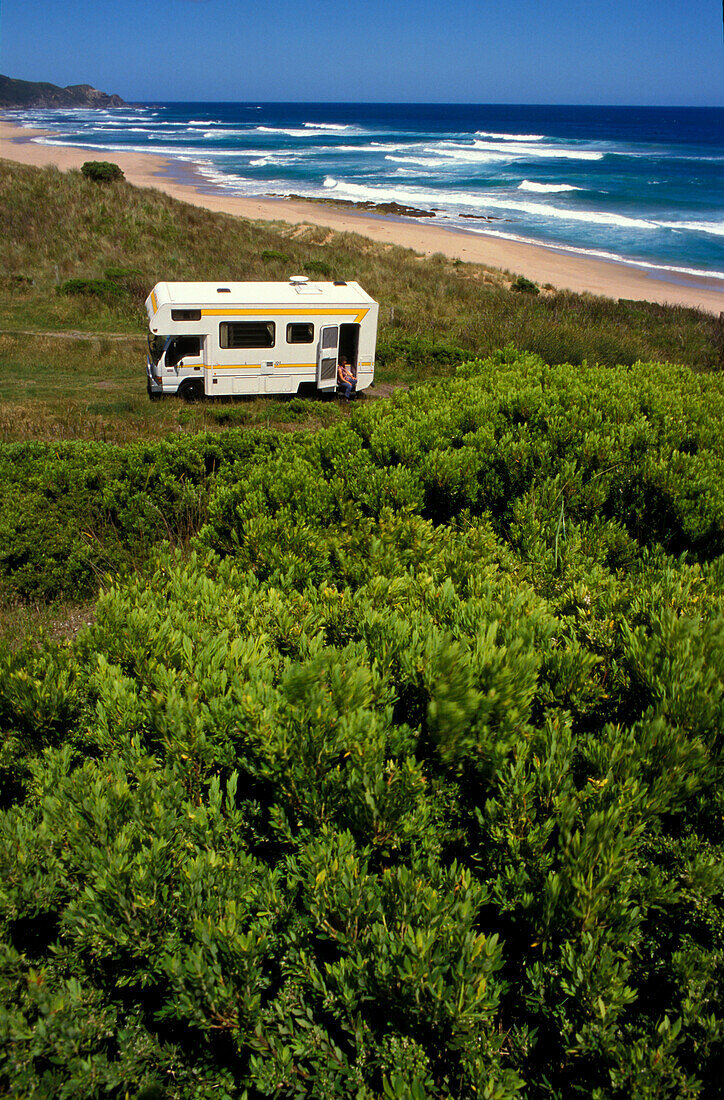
[
  {"xmin": 454, "ymin": 223, "xmax": 724, "ymax": 282},
  {"xmin": 30, "ymin": 138, "xmax": 276, "ymax": 159},
  {"xmin": 255, "ymin": 125, "xmax": 356, "ymax": 138},
  {"xmin": 476, "ymin": 131, "xmax": 546, "ymax": 141},
  {"xmin": 658, "ymin": 220, "xmax": 724, "ymax": 237},
  {"xmin": 337, "ymin": 142, "xmax": 416, "ymax": 153},
  {"xmin": 248, "ymin": 152, "xmax": 309, "ymax": 166},
  {"xmin": 303, "ymin": 122, "xmax": 352, "ymax": 130},
  {"xmin": 184, "ymin": 160, "xmax": 276, "ymax": 194},
  {"xmin": 423, "ymin": 146, "xmax": 516, "ymax": 164},
  {"xmin": 256, "ymin": 126, "xmax": 313, "ymax": 136},
  {"xmin": 519, "ymin": 180, "xmax": 584, "ymax": 193},
  {"xmin": 321, "ymin": 176, "xmax": 659, "ymax": 230},
  {"xmin": 385, "ymin": 153, "xmax": 504, "ymax": 168},
  {"xmin": 471, "ymin": 140, "xmax": 605, "ymax": 161},
  {"xmin": 198, "ymin": 129, "xmax": 264, "ymax": 139}
]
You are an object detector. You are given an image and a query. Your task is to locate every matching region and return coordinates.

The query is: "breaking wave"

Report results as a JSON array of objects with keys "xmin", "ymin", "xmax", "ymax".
[
  {"xmin": 13, "ymin": 101, "xmax": 724, "ymax": 278},
  {"xmin": 476, "ymin": 131, "xmax": 546, "ymax": 141},
  {"xmin": 322, "ymin": 176, "xmax": 655, "ymax": 229},
  {"xmin": 519, "ymin": 180, "xmax": 585, "ymax": 192},
  {"xmin": 303, "ymin": 122, "xmax": 352, "ymax": 130}
]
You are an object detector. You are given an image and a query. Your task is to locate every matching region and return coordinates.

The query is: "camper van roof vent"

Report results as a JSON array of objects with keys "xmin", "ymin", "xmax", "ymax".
[
  {"xmin": 289, "ymin": 275, "xmax": 309, "ymax": 286},
  {"xmin": 217, "ymin": 287, "xmax": 231, "ymax": 293}
]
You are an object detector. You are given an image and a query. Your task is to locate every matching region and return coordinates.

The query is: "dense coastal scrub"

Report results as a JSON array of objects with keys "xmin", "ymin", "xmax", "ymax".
[{"xmin": 2, "ymin": 351, "xmax": 724, "ymax": 1096}]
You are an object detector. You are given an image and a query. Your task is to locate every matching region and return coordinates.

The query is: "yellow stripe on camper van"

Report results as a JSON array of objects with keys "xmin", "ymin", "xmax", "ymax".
[
  {"xmin": 150, "ymin": 290, "xmax": 158, "ymax": 313},
  {"xmin": 201, "ymin": 307, "xmax": 369, "ymax": 324},
  {"xmin": 208, "ymin": 363, "xmax": 317, "ymax": 370}
]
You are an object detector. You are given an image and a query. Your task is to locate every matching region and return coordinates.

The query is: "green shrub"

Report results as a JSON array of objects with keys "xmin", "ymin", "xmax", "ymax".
[
  {"xmin": 55, "ymin": 265, "xmax": 145, "ymax": 308},
  {"xmin": 3, "ymin": 350, "xmax": 724, "ymax": 1095},
  {"xmin": 512, "ymin": 275, "xmax": 540, "ymax": 294},
  {"xmin": 304, "ymin": 259, "xmax": 333, "ymax": 277},
  {"xmin": 376, "ymin": 332, "xmax": 469, "ymax": 379},
  {"xmin": 260, "ymin": 249, "xmax": 289, "ymax": 263},
  {"xmin": 211, "ymin": 405, "xmax": 253, "ymax": 426},
  {"xmin": 103, "ymin": 265, "xmax": 146, "ymax": 297},
  {"xmin": 103, "ymin": 265, "xmax": 142, "ymax": 282},
  {"xmin": 274, "ymin": 396, "xmax": 310, "ymax": 423},
  {"xmin": 80, "ymin": 160, "xmax": 125, "ymax": 182},
  {"xmin": 3, "ymin": 351, "xmax": 724, "ymax": 603},
  {"xmin": 58, "ymin": 277, "xmax": 124, "ymax": 299},
  {"xmin": 0, "ymin": 429, "xmax": 280, "ymax": 599}
]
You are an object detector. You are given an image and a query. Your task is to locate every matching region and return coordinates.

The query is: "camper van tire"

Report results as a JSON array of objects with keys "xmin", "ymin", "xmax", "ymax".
[
  {"xmin": 178, "ymin": 380, "xmax": 205, "ymax": 402},
  {"xmin": 296, "ymin": 382, "xmax": 321, "ymax": 399}
]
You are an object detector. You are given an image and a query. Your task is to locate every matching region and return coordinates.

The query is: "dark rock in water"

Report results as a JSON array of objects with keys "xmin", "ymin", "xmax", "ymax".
[
  {"xmin": 282, "ymin": 193, "xmax": 436, "ymax": 219},
  {"xmin": 0, "ymin": 74, "xmax": 126, "ymax": 109},
  {"xmin": 460, "ymin": 214, "xmax": 500, "ymax": 221},
  {"xmin": 364, "ymin": 200, "xmax": 436, "ymax": 218}
]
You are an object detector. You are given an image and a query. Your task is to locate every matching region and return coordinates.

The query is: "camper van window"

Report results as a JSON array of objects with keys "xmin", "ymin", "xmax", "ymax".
[
  {"xmin": 172, "ymin": 309, "xmax": 202, "ymax": 321},
  {"xmin": 287, "ymin": 322, "xmax": 314, "ymax": 344},
  {"xmin": 148, "ymin": 334, "xmax": 167, "ymax": 366},
  {"xmin": 220, "ymin": 321, "xmax": 275, "ymax": 349},
  {"xmin": 166, "ymin": 336, "xmax": 202, "ymax": 367}
]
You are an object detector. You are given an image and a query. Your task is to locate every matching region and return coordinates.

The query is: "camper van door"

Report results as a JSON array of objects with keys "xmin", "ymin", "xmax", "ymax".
[{"xmin": 317, "ymin": 325, "xmax": 339, "ymax": 391}]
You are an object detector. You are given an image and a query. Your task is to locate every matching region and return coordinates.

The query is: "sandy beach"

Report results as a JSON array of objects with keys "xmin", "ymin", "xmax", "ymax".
[{"xmin": 2, "ymin": 117, "xmax": 723, "ymax": 315}]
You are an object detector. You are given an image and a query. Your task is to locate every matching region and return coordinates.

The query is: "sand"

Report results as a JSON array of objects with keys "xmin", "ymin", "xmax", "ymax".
[{"xmin": 2, "ymin": 117, "xmax": 723, "ymax": 315}]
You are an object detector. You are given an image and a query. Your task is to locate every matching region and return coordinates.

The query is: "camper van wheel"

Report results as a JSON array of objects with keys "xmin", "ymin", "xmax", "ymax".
[{"xmin": 179, "ymin": 380, "xmax": 205, "ymax": 402}]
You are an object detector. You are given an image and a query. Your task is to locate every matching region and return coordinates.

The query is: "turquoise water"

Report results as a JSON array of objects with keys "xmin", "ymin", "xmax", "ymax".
[{"xmin": 13, "ymin": 102, "xmax": 724, "ymax": 281}]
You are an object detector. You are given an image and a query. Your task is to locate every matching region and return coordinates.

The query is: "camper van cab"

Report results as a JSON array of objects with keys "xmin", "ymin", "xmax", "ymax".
[{"xmin": 145, "ymin": 278, "xmax": 378, "ymax": 399}]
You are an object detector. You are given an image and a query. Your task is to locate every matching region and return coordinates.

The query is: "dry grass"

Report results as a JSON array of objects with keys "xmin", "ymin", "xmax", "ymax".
[
  {"xmin": 0, "ymin": 596, "xmax": 97, "ymax": 650},
  {"xmin": 0, "ymin": 331, "xmax": 357, "ymax": 441},
  {"xmin": 0, "ymin": 158, "xmax": 721, "ymax": 445}
]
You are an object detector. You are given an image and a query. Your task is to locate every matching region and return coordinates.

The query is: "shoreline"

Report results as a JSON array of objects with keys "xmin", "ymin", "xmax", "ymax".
[{"xmin": 2, "ymin": 116, "xmax": 723, "ymax": 315}]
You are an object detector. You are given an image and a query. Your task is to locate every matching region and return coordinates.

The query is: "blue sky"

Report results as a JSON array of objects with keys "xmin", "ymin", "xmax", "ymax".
[{"xmin": 2, "ymin": 0, "xmax": 723, "ymax": 104}]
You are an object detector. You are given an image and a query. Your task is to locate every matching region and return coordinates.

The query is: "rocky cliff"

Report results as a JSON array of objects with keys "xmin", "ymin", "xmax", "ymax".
[{"xmin": 0, "ymin": 75, "xmax": 126, "ymax": 109}]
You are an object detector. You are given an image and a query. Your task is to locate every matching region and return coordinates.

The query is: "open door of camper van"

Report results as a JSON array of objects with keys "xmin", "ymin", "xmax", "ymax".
[{"xmin": 317, "ymin": 325, "xmax": 339, "ymax": 391}]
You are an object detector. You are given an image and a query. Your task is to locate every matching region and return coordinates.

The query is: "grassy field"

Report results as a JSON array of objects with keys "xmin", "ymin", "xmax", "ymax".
[
  {"xmin": 1, "ymin": 159, "xmax": 722, "ymax": 443},
  {"xmin": 0, "ymin": 330, "xmax": 350, "ymax": 444}
]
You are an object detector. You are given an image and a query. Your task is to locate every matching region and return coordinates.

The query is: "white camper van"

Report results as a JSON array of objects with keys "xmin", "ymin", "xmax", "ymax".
[{"xmin": 145, "ymin": 278, "xmax": 378, "ymax": 400}]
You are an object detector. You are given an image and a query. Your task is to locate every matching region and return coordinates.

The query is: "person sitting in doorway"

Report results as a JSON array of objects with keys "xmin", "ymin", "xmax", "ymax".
[{"xmin": 337, "ymin": 356, "xmax": 357, "ymax": 400}]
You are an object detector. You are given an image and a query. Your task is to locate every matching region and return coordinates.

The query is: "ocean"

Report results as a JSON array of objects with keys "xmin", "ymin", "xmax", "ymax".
[{"xmin": 12, "ymin": 102, "xmax": 724, "ymax": 282}]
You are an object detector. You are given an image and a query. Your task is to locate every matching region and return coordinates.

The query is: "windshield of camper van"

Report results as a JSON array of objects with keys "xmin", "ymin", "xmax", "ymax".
[{"xmin": 148, "ymin": 334, "xmax": 168, "ymax": 366}]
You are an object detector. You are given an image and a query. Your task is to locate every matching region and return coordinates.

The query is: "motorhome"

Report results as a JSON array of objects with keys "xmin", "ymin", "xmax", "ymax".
[{"xmin": 145, "ymin": 278, "xmax": 378, "ymax": 400}]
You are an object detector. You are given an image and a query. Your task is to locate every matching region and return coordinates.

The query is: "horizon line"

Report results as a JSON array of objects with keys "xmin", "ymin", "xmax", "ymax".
[{"xmin": 122, "ymin": 99, "xmax": 724, "ymax": 109}]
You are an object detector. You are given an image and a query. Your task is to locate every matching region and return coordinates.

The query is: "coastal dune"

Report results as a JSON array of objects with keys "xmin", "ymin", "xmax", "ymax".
[{"xmin": 2, "ymin": 118, "xmax": 722, "ymax": 314}]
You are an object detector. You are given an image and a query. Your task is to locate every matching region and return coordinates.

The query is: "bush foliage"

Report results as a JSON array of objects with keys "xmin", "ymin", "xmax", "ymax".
[
  {"xmin": 2, "ymin": 350, "xmax": 724, "ymax": 1097},
  {"xmin": 512, "ymin": 276, "xmax": 540, "ymax": 295},
  {"xmin": 81, "ymin": 161, "xmax": 125, "ymax": 183},
  {"xmin": 58, "ymin": 277, "xmax": 125, "ymax": 300}
]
